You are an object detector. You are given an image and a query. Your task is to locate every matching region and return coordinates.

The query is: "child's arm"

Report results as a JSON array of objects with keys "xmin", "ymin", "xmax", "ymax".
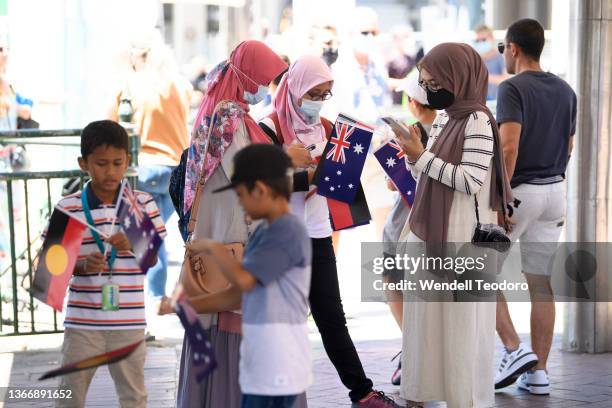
[
  {"xmin": 186, "ymin": 240, "xmax": 257, "ymax": 292},
  {"xmin": 189, "ymin": 285, "xmax": 242, "ymax": 313}
]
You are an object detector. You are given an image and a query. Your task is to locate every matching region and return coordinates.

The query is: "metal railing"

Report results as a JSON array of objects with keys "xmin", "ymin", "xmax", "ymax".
[{"xmin": 0, "ymin": 128, "xmax": 138, "ymax": 336}]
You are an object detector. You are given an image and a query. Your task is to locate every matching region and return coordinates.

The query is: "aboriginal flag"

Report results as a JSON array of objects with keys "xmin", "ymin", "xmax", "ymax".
[
  {"xmin": 31, "ymin": 208, "xmax": 86, "ymax": 312},
  {"xmin": 327, "ymin": 183, "xmax": 371, "ymax": 231},
  {"xmin": 39, "ymin": 340, "xmax": 143, "ymax": 380}
]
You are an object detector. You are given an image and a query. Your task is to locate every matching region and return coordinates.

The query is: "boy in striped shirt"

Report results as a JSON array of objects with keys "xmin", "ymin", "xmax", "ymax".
[{"xmin": 49, "ymin": 120, "xmax": 166, "ymax": 407}]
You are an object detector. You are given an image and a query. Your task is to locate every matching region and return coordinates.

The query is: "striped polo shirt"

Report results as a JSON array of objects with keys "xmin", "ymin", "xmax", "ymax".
[{"xmin": 42, "ymin": 187, "xmax": 167, "ymax": 330}]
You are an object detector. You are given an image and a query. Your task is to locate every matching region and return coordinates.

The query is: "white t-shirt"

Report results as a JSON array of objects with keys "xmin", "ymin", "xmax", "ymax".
[{"xmin": 259, "ymin": 117, "xmax": 333, "ymax": 239}]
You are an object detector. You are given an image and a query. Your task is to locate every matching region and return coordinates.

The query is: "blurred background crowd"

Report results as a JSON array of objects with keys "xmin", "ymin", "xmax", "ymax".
[{"xmin": 0, "ymin": 0, "xmax": 568, "ymax": 276}]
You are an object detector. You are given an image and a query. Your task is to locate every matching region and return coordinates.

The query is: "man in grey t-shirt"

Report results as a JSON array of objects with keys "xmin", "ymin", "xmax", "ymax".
[{"xmin": 494, "ymin": 19, "xmax": 577, "ymax": 396}]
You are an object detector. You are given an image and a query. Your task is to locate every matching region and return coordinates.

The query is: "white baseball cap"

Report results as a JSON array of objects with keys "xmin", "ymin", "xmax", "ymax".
[{"xmin": 397, "ymin": 70, "xmax": 429, "ymax": 106}]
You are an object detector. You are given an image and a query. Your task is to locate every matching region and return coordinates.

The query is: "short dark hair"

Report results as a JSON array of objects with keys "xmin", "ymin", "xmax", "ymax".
[
  {"xmin": 80, "ymin": 120, "xmax": 129, "ymax": 158},
  {"xmin": 243, "ymin": 176, "xmax": 292, "ymax": 201},
  {"xmin": 506, "ymin": 18, "xmax": 545, "ymax": 61}
]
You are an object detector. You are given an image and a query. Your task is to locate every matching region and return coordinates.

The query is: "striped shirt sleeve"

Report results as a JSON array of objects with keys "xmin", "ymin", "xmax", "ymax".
[
  {"xmin": 406, "ymin": 113, "xmax": 445, "ymax": 183},
  {"xmin": 412, "ymin": 111, "xmax": 494, "ymax": 195},
  {"xmin": 138, "ymin": 192, "xmax": 168, "ymax": 239}
]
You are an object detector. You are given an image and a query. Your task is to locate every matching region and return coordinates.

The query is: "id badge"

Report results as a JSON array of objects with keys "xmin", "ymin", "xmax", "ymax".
[{"xmin": 101, "ymin": 282, "xmax": 120, "ymax": 311}]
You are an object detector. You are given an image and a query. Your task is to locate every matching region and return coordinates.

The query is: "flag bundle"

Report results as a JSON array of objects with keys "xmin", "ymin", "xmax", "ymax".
[{"xmin": 312, "ymin": 114, "xmax": 374, "ymax": 230}]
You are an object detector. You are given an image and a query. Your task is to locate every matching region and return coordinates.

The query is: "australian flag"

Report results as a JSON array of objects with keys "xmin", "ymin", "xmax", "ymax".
[
  {"xmin": 175, "ymin": 293, "xmax": 217, "ymax": 382},
  {"xmin": 374, "ymin": 140, "xmax": 418, "ymax": 207},
  {"xmin": 315, "ymin": 114, "xmax": 374, "ymax": 203},
  {"xmin": 115, "ymin": 182, "xmax": 162, "ymax": 273}
]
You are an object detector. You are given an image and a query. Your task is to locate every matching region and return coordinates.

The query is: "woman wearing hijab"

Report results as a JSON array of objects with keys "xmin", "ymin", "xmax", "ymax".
[
  {"xmin": 259, "ymin": 55, "xmax": 401, "ymax": 408},
  {"xmin": 176, "ymin": 40, "xmax": 288, "ymax": 408},
  {"xmin": 389, "ymin": 43, "xmax": 514, "ymax": 407}
]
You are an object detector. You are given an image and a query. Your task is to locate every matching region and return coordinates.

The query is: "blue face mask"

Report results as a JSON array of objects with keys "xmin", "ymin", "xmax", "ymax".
[
  {"xmin": 299, "ymin": 99, "xmax": 324, "ymax": 123},
  {"xmin": 473, "ymin": 40, "xmax": 493, "ymax": 55},
  {"xmin": 244, "ymin": 85, "xmax": 269, "ymax": 105}
]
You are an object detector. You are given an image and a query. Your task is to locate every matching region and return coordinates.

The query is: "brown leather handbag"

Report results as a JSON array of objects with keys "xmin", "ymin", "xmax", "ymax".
[{"xmin": 179, "ymin": 102, "xmax": 245, "ymax": 298}]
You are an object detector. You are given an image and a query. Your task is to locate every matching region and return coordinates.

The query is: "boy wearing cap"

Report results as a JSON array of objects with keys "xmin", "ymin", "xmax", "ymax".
[{"xmin": 175, "ymin": 144, "xmax": 312, "ymax": 408}]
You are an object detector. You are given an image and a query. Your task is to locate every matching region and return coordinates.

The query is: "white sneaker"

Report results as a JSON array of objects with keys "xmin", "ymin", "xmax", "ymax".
[
  {"xmin": 494, "ymin": 343, "xmax": 539, "ymax": 389},
  {"xmin": 517, "ymin": 370, "xmax": 551, "ymax": 395}
]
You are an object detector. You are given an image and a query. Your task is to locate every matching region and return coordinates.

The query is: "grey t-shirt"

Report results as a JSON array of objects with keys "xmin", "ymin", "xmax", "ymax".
[
  {"xmin": 239, "ymin": 213, "xmax": 313, "ymax": 395},
  {"xmin": 496, "ymin": 71, "xmax": 577, "ymax": 188}
]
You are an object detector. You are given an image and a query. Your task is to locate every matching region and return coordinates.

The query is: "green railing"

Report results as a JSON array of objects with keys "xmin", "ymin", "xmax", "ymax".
[{"xmin": 0, "ymin": 128, "xmax": 138, "ymax": 336}]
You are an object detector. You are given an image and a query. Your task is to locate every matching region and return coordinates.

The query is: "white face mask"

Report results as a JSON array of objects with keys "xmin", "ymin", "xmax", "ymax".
[
  {"xmin": 299, "ymin": 99, "xmax": 324, "ymax": 124},
  {"xmin": 244, "ymin": 85, "xmax": 269, "ymax": 105},
  {"xmin": 473, "ymin": 40, "xmax": 493, "ymax": 55}
]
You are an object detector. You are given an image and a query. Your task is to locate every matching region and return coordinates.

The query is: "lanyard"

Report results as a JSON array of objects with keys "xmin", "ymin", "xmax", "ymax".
[{"xmin": 81, "ymin": 184, "xmax": 117, "ymax": 275}]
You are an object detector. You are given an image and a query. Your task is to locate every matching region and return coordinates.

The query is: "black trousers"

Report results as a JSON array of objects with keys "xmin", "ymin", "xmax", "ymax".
[{"xmin": 309, "ymin": 237, "xmax": 373, "ymax": 402}]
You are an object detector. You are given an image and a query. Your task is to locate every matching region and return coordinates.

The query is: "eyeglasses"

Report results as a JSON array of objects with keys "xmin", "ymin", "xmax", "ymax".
[
  {"xmin": 306, "ymin": 90, "xmax": 333, "ymax": 101},
  {"xmin": 360, "ymin": 30, "xmax": 377, "ymax": 37},
  {"xmin": 418, "ymin": 77, "xmax": 442, "ymax": 93},
  {"xmin": 497, "ymin": 42, "xmax": 505, "ymax": 54}
]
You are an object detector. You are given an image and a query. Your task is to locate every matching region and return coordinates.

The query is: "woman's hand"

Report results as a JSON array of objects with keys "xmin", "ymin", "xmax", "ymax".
[
  {"xmin": 286, "ymin": 143, "xmax": 314, "ymax": 168},
  {"xmin": 394, "ymin": 124, "xmax": 425, "ymax": 162}
]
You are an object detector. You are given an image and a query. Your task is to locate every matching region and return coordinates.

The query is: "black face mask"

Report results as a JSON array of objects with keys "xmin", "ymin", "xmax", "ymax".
[
  {"xmin": 322, "ymin": 47, "xmax": 339, "ymax": 66},
  {"xmin": 426, "ymin": 88, "xmax": 455, "ymax": 110}
]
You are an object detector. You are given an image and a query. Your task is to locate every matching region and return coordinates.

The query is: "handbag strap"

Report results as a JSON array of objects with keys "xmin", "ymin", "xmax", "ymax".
[
  {"xmin": 473, "ymin": 195, "xmax": 481, "ymax": 227},
  {"xmin": 472, "ymin": 135, "xmax": 510, "ymax": 230},
  {"xmin": 186, "ymin": 103, "xmax": 222, "ymax": 238}
]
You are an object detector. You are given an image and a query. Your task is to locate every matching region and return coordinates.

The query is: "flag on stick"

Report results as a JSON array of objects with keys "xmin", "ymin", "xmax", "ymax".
[
  {"xmin": 115, "ymin": 182, "xmax": 162, "ymax": 273},
  {"xmin": 31, "ymin": 208, "xmax": 87, "ymax": 311},
  {"xmin": 39, "ymin": 340, "xmax": 143, "ymax": 380},
  {"xmin": 173, "ymin": 286, "xmax": 217, "ymax": 382},
  {"xmin": 374, "ymin": 140, "xmax": 418, "ymax": 207}
]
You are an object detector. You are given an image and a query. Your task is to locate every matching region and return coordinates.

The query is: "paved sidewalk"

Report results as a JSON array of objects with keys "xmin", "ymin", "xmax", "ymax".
[{"xmin": 3, "ymin": 322, "xmax": 612, "ymax": 407}]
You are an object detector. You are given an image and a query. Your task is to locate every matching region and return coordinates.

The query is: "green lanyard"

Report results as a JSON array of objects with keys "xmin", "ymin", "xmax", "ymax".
[{"xmin": 81, "ymin": 184, "xmax": 117, "ymax": 274}]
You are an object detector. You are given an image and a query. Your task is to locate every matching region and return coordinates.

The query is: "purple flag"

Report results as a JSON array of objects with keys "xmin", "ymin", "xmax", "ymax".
[
  {"xmin": 115, "ymin": 183, "xmax": 162, "ymax": 273},
  {"xmin": 315, "ymin": 114, "xmax": 374, "ymax": 203},
  {"xmin": 175, "ymin": 294, "xmax": 217, "ymax": 382},
  {"xmin": 374, "ymin": 140, "xmax": 418, "ymax": 207}
]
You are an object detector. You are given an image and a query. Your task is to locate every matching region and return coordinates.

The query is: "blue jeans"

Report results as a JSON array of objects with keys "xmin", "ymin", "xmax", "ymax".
[
  {"xmin": 137, "ymin": 164, "xmax": 175, "ymax": 299},
  {"xmin": 241, "ymin": 394, "xmax": 297, "ymax": 408}
]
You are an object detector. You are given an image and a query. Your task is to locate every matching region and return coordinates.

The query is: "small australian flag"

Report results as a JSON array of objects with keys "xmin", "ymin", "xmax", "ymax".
[
  {"xmin": 315, "ymin": 114, "xmax": 374, "ymax": 204},
  {"xmin": 374, "ymin": 140, "xmax": 418, "ymax": 207},
  {"xmin": 115, "ymin": 182, "xmax": 163, "ymax": 273},
  {"xmin": 175, "ymin": 294, "xmax": 217, "ymax": 382}
]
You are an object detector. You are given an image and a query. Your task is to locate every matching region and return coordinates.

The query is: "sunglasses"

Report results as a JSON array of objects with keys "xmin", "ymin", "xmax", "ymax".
[
  {"xmin": 497, "ymin": 42, "xmax": 505, "ymax": 54},
  {"xmin": 360, "ymin": 30, "xmax": 377, "ymax": 36}
]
